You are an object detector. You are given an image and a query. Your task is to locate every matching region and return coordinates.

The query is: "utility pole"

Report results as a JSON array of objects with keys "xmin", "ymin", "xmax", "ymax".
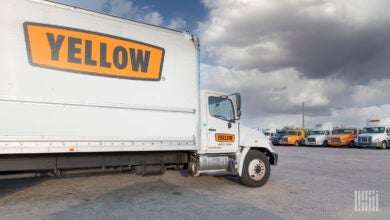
[{"xmin": 302, "ymin": 102, "xmax": 305, "ymax": 130}]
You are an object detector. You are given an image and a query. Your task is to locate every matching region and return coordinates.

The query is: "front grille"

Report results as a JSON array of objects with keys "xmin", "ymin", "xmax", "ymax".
[
  {"xmin": 282, "ymin": 137, "xmax": 288, "ymax": 142},
  {"xmin": 308, "ymin": 138, "xmax": 316, "ymax": 142},
  {"xmin": 359, "ymin": 137, "xmax": 371, "ymax": 143},
  {"xmin": 331, "ymin": 137, "xmax": 341, "ymax": 143}
]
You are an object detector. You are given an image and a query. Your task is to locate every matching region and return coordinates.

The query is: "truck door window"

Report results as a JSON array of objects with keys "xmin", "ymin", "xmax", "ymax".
[{"xmin": 208, "ymin": 96, "xmax": 235, "ymax": 122}]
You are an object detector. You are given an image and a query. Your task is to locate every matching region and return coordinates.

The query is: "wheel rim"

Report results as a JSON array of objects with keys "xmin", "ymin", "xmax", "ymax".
[{"xmin": 248, "ymin": 158, "xmax": 266, "ymax": 181}]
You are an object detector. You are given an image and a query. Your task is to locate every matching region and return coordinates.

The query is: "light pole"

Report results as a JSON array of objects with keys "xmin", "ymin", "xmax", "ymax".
[{"xmin": 302, "ymin": 102, "xmax": 305, "ymax": 130}]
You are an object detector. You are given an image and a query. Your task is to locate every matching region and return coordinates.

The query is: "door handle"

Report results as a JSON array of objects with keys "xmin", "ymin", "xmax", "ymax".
[{"xmin": 209, "ymin": 128, "xmax": 216, "ymax": 131}]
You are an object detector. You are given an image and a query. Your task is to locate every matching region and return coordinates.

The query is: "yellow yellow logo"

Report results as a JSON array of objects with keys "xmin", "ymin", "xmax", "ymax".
[
  {"xmin": 215, "ymin": 133, "xmax": 235, "ymax": 142},
  {"xmin": 24, "ymin": 22, "xmax": 164, "ymax": 81}
]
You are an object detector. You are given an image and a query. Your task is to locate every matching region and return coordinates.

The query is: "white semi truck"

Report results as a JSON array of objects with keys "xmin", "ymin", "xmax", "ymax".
[
  {"xmin": 262, "ymin": 128, "xmax": 277, "ymax": 141},
  {"xmin": 305, "ymin": 123, "xmax": 333, "ymax": 147},
  {"xmin": 0, "ymin": 0, "xmax": 277, "ymax": 187},
  {"xmin": 356, "ymin": 119, "xmax": 390, "ymax": 149}
]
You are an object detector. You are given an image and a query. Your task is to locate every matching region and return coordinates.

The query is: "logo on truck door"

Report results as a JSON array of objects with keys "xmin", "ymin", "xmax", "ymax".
[
  {"xmin": 215, "ymin": 133, "xmax": 235, "ymax": 142},
  {"xmin": 23, "ymin": 22, "xmax": 164, "ymax": 81}
]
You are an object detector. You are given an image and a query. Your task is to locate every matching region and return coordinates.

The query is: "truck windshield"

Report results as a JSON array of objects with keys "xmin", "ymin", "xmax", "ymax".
[
  {"xmin": 287, "ymin": 131, "xmax": 297, "ymax": 135},
  {"xmin": 310, "ymin": 130, "xmax": 324, "ymax": 135},
  {"xmin": 362, "ymin": 127, "xmax": 385, "ymax": 134},
  {"xmin": 276, "ymin": 132, "xmax": 286, "ymax": 137},
  {"xmin": 332, "ymin": 129, "xmax": 351, "ymax": 134},
  {"xmin": 208, "ymin": 96, "xmax": 235, "ymax": 122}
]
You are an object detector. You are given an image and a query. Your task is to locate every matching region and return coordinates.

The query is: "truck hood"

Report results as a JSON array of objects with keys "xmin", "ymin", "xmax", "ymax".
[
  {"xmin": 331, "ymin": 134, "xmax": 351, "ymax": 139},
  {"xmin": 359, "ymin": 133, "xmax": 383, "ymax": 139},
  {"xmin": 239, "ymin": 125, "xmax": 274, "ymax": 152},
  {"xmin": 283, "ymin": 135, "xmax": 296, "ymax": 138}
]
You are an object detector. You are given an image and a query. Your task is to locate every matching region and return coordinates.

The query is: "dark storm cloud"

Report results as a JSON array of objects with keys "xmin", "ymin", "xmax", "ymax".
[{"xmin": 200, "ymin": 0, "xmax": 390, "ymax": 83}]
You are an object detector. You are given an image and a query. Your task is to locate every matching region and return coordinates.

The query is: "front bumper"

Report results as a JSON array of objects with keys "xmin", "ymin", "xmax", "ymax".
[
  {"xmin": 356, "ymin": 142, "xmax": 382, "ymax": 147},
  {"xmin": 270, "ymin": 152, "xmax": 278, "ymax": 165},
  {"xmin": 280, "ymin": 141, "xmax": 295, "ymax": 145},
  {"xmin": 328, "ymin": 141, "xmax": 349, "ymax": 146},
  {"xmin": 306, "ymin": 142, "xmax": 322, "ymax": 146}
]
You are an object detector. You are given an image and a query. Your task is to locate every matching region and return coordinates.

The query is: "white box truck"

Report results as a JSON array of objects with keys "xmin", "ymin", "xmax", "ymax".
[
  {"xmin": 356, "ymin": 119, "xmax": 390, "ymax": 149},
  {"xmin": 305, "ymin": 123, "xmax": 333, "ymax": 147},
  {"xmin": 0, "ymin": 0, "xmax": 277, "ymax": 187}
]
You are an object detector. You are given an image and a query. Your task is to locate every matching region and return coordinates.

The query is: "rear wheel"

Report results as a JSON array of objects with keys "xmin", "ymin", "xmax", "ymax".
[{"xmin": 240, "ymin": 150, "xmax": 271, "ymax": 187}]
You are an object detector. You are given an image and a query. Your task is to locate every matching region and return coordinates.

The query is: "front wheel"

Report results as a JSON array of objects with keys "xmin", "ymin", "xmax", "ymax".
[
  {"xmin": 349, "ymin": 141, "xmax": 355, "ymax": 148},
  {"xmin": 239, "ymin": 150, "xmax": 271, "ymax": 187},
  {"xmin": 381, "ymin": 141, "xmax": 387, "ymax": 149}
]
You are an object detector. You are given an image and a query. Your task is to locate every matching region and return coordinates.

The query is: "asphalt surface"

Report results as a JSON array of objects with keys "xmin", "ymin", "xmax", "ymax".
[{"xmin": 0, "ymin": 146, "xmax": 389, "ymax": 219}]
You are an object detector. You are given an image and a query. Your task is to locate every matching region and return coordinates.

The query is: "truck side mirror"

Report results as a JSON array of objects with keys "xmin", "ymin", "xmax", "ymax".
[
  {"xmin": 227, "ymin": 93, "xmax": 241, "ymax": 120},
  {"xmin": 236, "ymin": 94, "xmax": 241, "ymax": 119}
]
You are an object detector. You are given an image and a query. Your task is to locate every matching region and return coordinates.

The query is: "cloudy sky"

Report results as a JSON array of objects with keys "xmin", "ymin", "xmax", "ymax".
[{"xmin": 52, "ymin": 0, "xmax": 390, "ymax": 130}]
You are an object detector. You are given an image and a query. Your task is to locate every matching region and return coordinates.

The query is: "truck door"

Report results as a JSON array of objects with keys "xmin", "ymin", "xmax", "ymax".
[{"xmin": 206, "ymin": 94, "xmax": 239, "ymax": 153}]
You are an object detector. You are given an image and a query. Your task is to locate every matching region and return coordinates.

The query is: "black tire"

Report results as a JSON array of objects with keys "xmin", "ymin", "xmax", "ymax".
[
  {"xmin": 323, "ymin": 141, "xmax": 328, "ymax": 147},
  {"xmin": 349, "ymin": 141, "xmax": 355, "ymax": 148},
  {"xmin": 381, "ymin": 141, "xmax": 387, "ymax": 149},
  {"xmin": 239, "ymin": 150, "xmax": 271, "ymax": 187}
]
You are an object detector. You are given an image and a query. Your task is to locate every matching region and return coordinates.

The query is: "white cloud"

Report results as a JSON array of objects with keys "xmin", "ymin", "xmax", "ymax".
[
  {"xmin": 142, "ymin": 11, "xmax": 163, "ymax": 26},
  {"xmin": 167, "ymin": 17, "xmax": 187, "ymax": 30},
  {"xmin": 198, "ymin": 0, "xmax": 390, "ymax": 80}
]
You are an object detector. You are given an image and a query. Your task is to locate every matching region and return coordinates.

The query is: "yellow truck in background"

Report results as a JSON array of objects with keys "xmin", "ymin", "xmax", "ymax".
[
  {"xmin": 280, "ymin": 129, "xmax": 305, "ymax": 146},
  {"xmin": 328, "ymin": 128, "xmax": 359, "ymax": 147}
]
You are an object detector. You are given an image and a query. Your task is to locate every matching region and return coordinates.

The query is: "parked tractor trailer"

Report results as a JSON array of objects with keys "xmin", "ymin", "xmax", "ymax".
[
  {"xmin": 0, "ymin": 0, "xmax": 277, "ymax": 187},
  {"xmin": 356, "ymin": 119, "xmax": 390, "ymax": 149}
]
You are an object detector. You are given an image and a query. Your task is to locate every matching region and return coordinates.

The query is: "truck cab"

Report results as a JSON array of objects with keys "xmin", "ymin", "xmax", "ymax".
[
  {"xmin": 328, "ymin": 128, "xmax": 359, "ymax": 147},
  {"xmin": 280, "ymin": 129, "xmax": 305, "ymax": 146},
  {"xmin": 356, "ymin": 119, "xmax": 390, "ymax": 149},
  {"xmin": 272, "ymin": 130, "xmax": 287, "ymax": 145},
  {"xmin": 198, "ymin": 91, "xmax": 278, "ymax": 187},
  {"xmin": 305, "ymin": 123, "xmax": 333, "ymax": 147}
]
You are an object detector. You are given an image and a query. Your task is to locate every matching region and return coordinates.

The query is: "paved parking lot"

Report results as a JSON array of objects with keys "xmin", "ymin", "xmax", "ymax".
[{"xmin": 0, "ymin": 146, "xmax": 389, "ymax": 219}]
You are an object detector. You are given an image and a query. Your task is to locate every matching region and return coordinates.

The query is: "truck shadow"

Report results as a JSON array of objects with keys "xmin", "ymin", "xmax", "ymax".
[
  {"xmin": 43, "ymin": 180, "xmax": 284, "ymax": 220},
  {"xmin": 0, "ymin": 176, "xmax": 48, "ymax": 197}
]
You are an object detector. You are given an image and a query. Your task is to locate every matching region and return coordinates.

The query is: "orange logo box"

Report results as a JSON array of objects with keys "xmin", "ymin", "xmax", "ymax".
[
  {"xmin": 215, "ymin": 133, "xmax": 235, "ymax": 142},
  {"xmin": 24, "ymin": 22, "xmax": 164, "ymax": 81}
]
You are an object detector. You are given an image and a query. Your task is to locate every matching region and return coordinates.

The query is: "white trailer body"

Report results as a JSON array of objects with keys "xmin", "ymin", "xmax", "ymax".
[
  {"xmin": 0, "ymin": 0, "xmax": 277, "ymax": 187},
  {"xmin": 1, "ymin": 0, "xmax": 199, "ymax": 154}
]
